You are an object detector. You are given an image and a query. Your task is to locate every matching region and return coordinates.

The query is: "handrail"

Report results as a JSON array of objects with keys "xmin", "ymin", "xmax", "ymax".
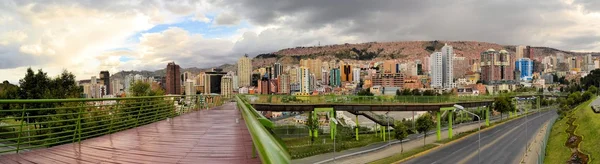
[
  {"xmin": 235, "ymin": 95, "xmax": 291, "ymax": 164},
  {"xmin": 241, "ymin": 93, "xmax": 566, "ymax": 105},
  {"xmin": 0, "ymin": 94, "xmax": 227, "ymax": 154}
]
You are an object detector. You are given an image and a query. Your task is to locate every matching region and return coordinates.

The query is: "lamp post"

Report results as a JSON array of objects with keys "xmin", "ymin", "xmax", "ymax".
[
  {"xmin": 454, "ymin": 104, "xmax": 480, "ymax": 164},
  {"xmin": 330, "ymin": 118, "xmax": 338, "ymax": 163},
  {"xmin": 386, "ymin": 111, "xmax": 390, "ymax": 145}
]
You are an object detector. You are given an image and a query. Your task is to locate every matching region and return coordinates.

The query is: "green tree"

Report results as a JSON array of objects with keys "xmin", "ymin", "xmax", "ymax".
[
  {"xmin": 129, "ymin": 80, "xmax": 165, "ymax": 96},
  {"xmin": 493, "ymin": 96, "xmax": 515, "ymax": 120},
  {"xmin": 357, "ymin": 88, "xmax": 374, "ymax": 96},
  {"xmin": 581, "ymin": 69, "xmax": 600, "ymax": 89},
  {"xmin": 394, "ymin": 122, "xmax": 409, "ymax": 153},
  {"xmin": 588, "ymin": 86, "xmax": 598, "ymax": 95},
  {"xmin": 423, "ymin": 90, "xmax": 436, "ymax": 96},
  {"xmin": 0, "ymin": 81, "xmax": 19, "ymax": 117},
  {"xmin": 416, "ymin": 113, "xmax": 435, "ymax": 147},
  {"xmin": 411, "ymin": 89, "xmax": 422, "ymax": 96},
  {"xmin": 306, "ymin": 112, "xmax": 320, "ymax": 143}
]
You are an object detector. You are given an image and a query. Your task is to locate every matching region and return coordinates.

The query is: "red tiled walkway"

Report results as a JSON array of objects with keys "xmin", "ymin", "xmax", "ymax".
[{"xmin": 0, "ymin": 103, "xmax": 261, "ymax": 164}]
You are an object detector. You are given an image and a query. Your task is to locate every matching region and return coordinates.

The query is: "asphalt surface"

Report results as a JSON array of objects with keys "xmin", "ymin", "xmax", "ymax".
[{"xmin": 403, "ymin": 109, "xmax": 557, "ymax": 164}]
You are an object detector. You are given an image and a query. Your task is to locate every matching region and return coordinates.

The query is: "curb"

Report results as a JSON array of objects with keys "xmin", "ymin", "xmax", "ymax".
[{"xmin": 393, "ymin": 110, "xmax": 550, "ymax": 164}]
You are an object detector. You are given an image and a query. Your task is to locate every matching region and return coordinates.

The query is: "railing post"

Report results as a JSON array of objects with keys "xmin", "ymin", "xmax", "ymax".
[
  {"xmin": 72, "ymin": 102, "xmax": 83, "ymax": 143},
  {"xmin": 136, "ymin": 99, "xmax": 143, "ymax": 127},
  {"xmin": 16, "ymin": 104, "xmax": 26, "ymax": 154},
  {"xmin": 110, "ymin": 100, "xmax": 118, "ymax": 134}
]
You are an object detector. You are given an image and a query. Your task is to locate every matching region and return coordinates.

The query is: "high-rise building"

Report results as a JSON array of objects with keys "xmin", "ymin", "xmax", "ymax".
[
  {"xmin": 515, "ymin": 58, "xmax": 533, "ymax": 81},
  {"xmin": 309, "ymin": 73, "xmax": 315, "ymax": 92},
  {"xmin": 525, "ymin": 46, "xmax": 534, "ymax": 60},
  {"xmin": 184, "ymin": 79, "xmax": 196, "ymax": 95},
  {"xmin": 299, "ymin": 67, "xmax": 310, "ymax": 94},
  {"xmin": 330, "ymin": 68, "xmax": 341, "ymax": 87},
  {"xmin": 429, "ymin": 44, "xmax": 455, "ymax": 89},
  {"xmin": 265, "ymin": 66, "xmax": 273, "ymax": 79},
  {"xmin": 221, "ymin": 75, "xmax": 233, "ymax": 96},
  {"xmin": 278, "ymin": 74, "xmax": 290, "ymax": 94},
  {"xmin": 341, "ymin": 64, "xmax": 353, "ymax": 82},
  {"xmin": 430, "ymin": 52, "xmax": 443, "ymax": 88},
  {"xmin": 99, "ymin": 71, "xmax": 110, "ymax": 95},
  {"xmin": 352, "ymin": 68, "xmax": 361, "ymax": 83},
  {"xmin": 110, "ymin": 79, "xmax": 123, "ymax": 95},
  {"xmin": 321, "ymin": 69, "xmax": 330, "ymax": 86},
  {"xmin": 289, "ymin": 67, "xmax": 299, "ymax": 84},
  {"xmin": 583, "ymin": 54, "xmax": 595, "ymax": 72},
  {"xmin": 204, "ymin": 68, "xmax": 227, "ymax": 94},
  {"xmin": 182, "ymin": 71, "xmax": 193, "ymax": 84},
  {"xmin": 237, "ymin": 54, "xmax": 252, "ymax": 87},
  {"xmin": 300, "ymin": 58, "xmax": 323, "ymax": 80},
  {"xmin": 480, "ymin": 49, "xmax": 514, "ymax": 84},
  {"xmin": 273, "ymin": 63, "xmax": 283, "ymax": 79},
  {"xmin": 166, "ymin": 62, "xmax": 181, "ymax": 95},
  {"xmin": 516, "ymin": 45, "xmax": 525, "ymax": 59},
  {"xmin": 441, "ymin": 44, "xmax": 454, "ymax": 89}
]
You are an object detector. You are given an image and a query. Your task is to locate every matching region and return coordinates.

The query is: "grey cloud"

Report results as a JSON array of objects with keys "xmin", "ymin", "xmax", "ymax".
[
  {"xmin": 572, "ymin": 0, "xmax": 600, "ymax": 12},
  {"xmin": 215, "ymin": 0, "xmax": 586, "ymax": 48},
  {"xmin": 0, "ymin": 46, "xmax": 46, "ymax": 69},
  {"xmin": 214, "ymin": 12, "xmax": 241, "ymax": 25}
]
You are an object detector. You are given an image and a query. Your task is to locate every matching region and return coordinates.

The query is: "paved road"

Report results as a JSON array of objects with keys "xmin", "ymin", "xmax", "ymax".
[{"xmin": 403, "ymin": 109, "xmax": 557, "ymax": 164}]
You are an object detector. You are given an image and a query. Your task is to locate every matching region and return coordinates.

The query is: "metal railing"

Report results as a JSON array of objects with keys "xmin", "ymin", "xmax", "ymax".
[
  {"xmin": 235, "ymin": 95, "xmax": 291, "ymax": 164},
  {"xmin": 244, "ymin": 93, "xmax": 566, "ymax": 105},
  {"xmin": 0, "ymin": 95, "xmax": 226, "ymax": 154},
  {"xmin": 538, "ymin": 115, "xmax": 558, "ymax": 164}
]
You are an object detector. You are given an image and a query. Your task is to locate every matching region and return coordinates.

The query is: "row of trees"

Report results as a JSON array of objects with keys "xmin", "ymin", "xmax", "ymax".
[
  {"xmin": 0, "ymin": 68, "xmax": 169, "ymax": 147},
  {"xmin": 392, "ymin": 113, "xmax": 435, "ymax": 152},
  {"xmin": 396, "ymin": 89, "xmax": 454, "ymax": 96}
]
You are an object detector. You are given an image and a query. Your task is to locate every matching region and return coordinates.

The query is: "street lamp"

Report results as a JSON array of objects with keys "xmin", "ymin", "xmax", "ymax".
[
  {"xmin": 330, "ymin": 118, "xmax": 338, "ymax": 163},
  {"xmin": 453, "ymin": 104, "xmax": 480, "ymax": 164},
  {"xmin": 386, "ymin": 111, "xmax": 390, "ymax": 145}
]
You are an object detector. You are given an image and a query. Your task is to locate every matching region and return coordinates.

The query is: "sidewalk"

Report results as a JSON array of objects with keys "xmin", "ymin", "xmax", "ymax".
[{"xmin": 520, "ymin": 116, "xmax": 555, "ymax": 164}]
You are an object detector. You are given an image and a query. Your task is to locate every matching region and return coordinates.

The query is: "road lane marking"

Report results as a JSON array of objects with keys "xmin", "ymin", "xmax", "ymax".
[{"xmin": 456, "ymin": 111, "xmax": 551, "ymax": 164}]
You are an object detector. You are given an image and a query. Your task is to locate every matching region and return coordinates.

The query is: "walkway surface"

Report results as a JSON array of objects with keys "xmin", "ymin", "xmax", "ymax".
[{"xmin": 0, "ymin": 103, "xmax": 261, "ymax": 164}]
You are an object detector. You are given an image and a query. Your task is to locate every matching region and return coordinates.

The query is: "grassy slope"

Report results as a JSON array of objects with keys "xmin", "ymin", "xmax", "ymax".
[
  {"xmin": 544, "ymin": 98, "xmax": 594, "ymax": 164},
  {"xmin": 573, "ymin": 97, "xmax": 600, "ymax": 163}
]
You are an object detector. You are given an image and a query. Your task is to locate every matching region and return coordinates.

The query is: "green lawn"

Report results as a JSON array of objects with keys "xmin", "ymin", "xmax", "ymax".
[
  {"xmin": 544, "ymin": 98, "xmax": 594, "ymax": 164},
  {"xmin": 367, "ymin": 144, "xmax": 437, "ymax": 164},
  {"xmin": 544, "ymin": 115, "xmax": 570, "ymax": 164},
  {"xmin": 573, "ymin": 97, "xmax": 600, "ymax": 163},
  {"xmin": 284, "ymin": 133, "xmax": 384, "ymax": 159}
]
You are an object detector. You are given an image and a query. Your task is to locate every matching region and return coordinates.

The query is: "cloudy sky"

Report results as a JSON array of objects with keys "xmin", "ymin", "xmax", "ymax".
[{"xmin": 1, "ymin": 0, "xmax": 599, "ymax": 83}]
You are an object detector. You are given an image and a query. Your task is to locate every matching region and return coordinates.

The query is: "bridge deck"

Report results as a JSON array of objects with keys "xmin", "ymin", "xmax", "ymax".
[{"xmin": 0, "ymin": 103, "xmax": 260, "ymax": 164}]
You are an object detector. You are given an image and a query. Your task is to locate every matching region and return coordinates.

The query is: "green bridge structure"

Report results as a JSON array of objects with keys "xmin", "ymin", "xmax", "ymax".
[
  {"xmin": 0, "ymin": 93, "xmax": 564, "ymax": 163},
  {"xmin": 246, "ymin": 93, "xmax": 564, "ymax": 141}
]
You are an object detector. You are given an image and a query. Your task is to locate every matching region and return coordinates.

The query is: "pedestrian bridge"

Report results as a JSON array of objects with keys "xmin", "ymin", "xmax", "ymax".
[
  {"xmin": 0, "ymin": 93, "xmax": 563, "ymax": 163},
  {"xmin": 0, "ymin": 95, "xmax": 290, "ymax": 163}
]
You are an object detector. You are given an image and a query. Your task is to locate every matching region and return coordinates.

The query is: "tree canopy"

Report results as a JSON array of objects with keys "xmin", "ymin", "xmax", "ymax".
[
  {"xmin": 129, "ymin": 80, "xmax": 165, "ymax": 96},
  {"xmin": 416, "ymin": 113, "xmax": 435, "ymax": 146}
]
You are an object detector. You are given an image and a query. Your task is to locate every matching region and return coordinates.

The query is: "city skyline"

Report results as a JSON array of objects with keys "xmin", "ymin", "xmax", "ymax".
[{"xmin": 2, "ymin": 0, "xmax": 600, "ymax": 84}]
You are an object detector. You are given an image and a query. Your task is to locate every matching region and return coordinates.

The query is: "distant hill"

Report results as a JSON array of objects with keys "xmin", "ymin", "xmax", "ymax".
[
  {"xmin": 251, "ymin": 40, "xmax": 600, "ymax": 68},
  {"xmin": 113, "ymin": 40, "xmax": 600, "ymax": 78},
  {"xmin": 111, "ymin": 63, "xmax": 236, "ymax": 79}
]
